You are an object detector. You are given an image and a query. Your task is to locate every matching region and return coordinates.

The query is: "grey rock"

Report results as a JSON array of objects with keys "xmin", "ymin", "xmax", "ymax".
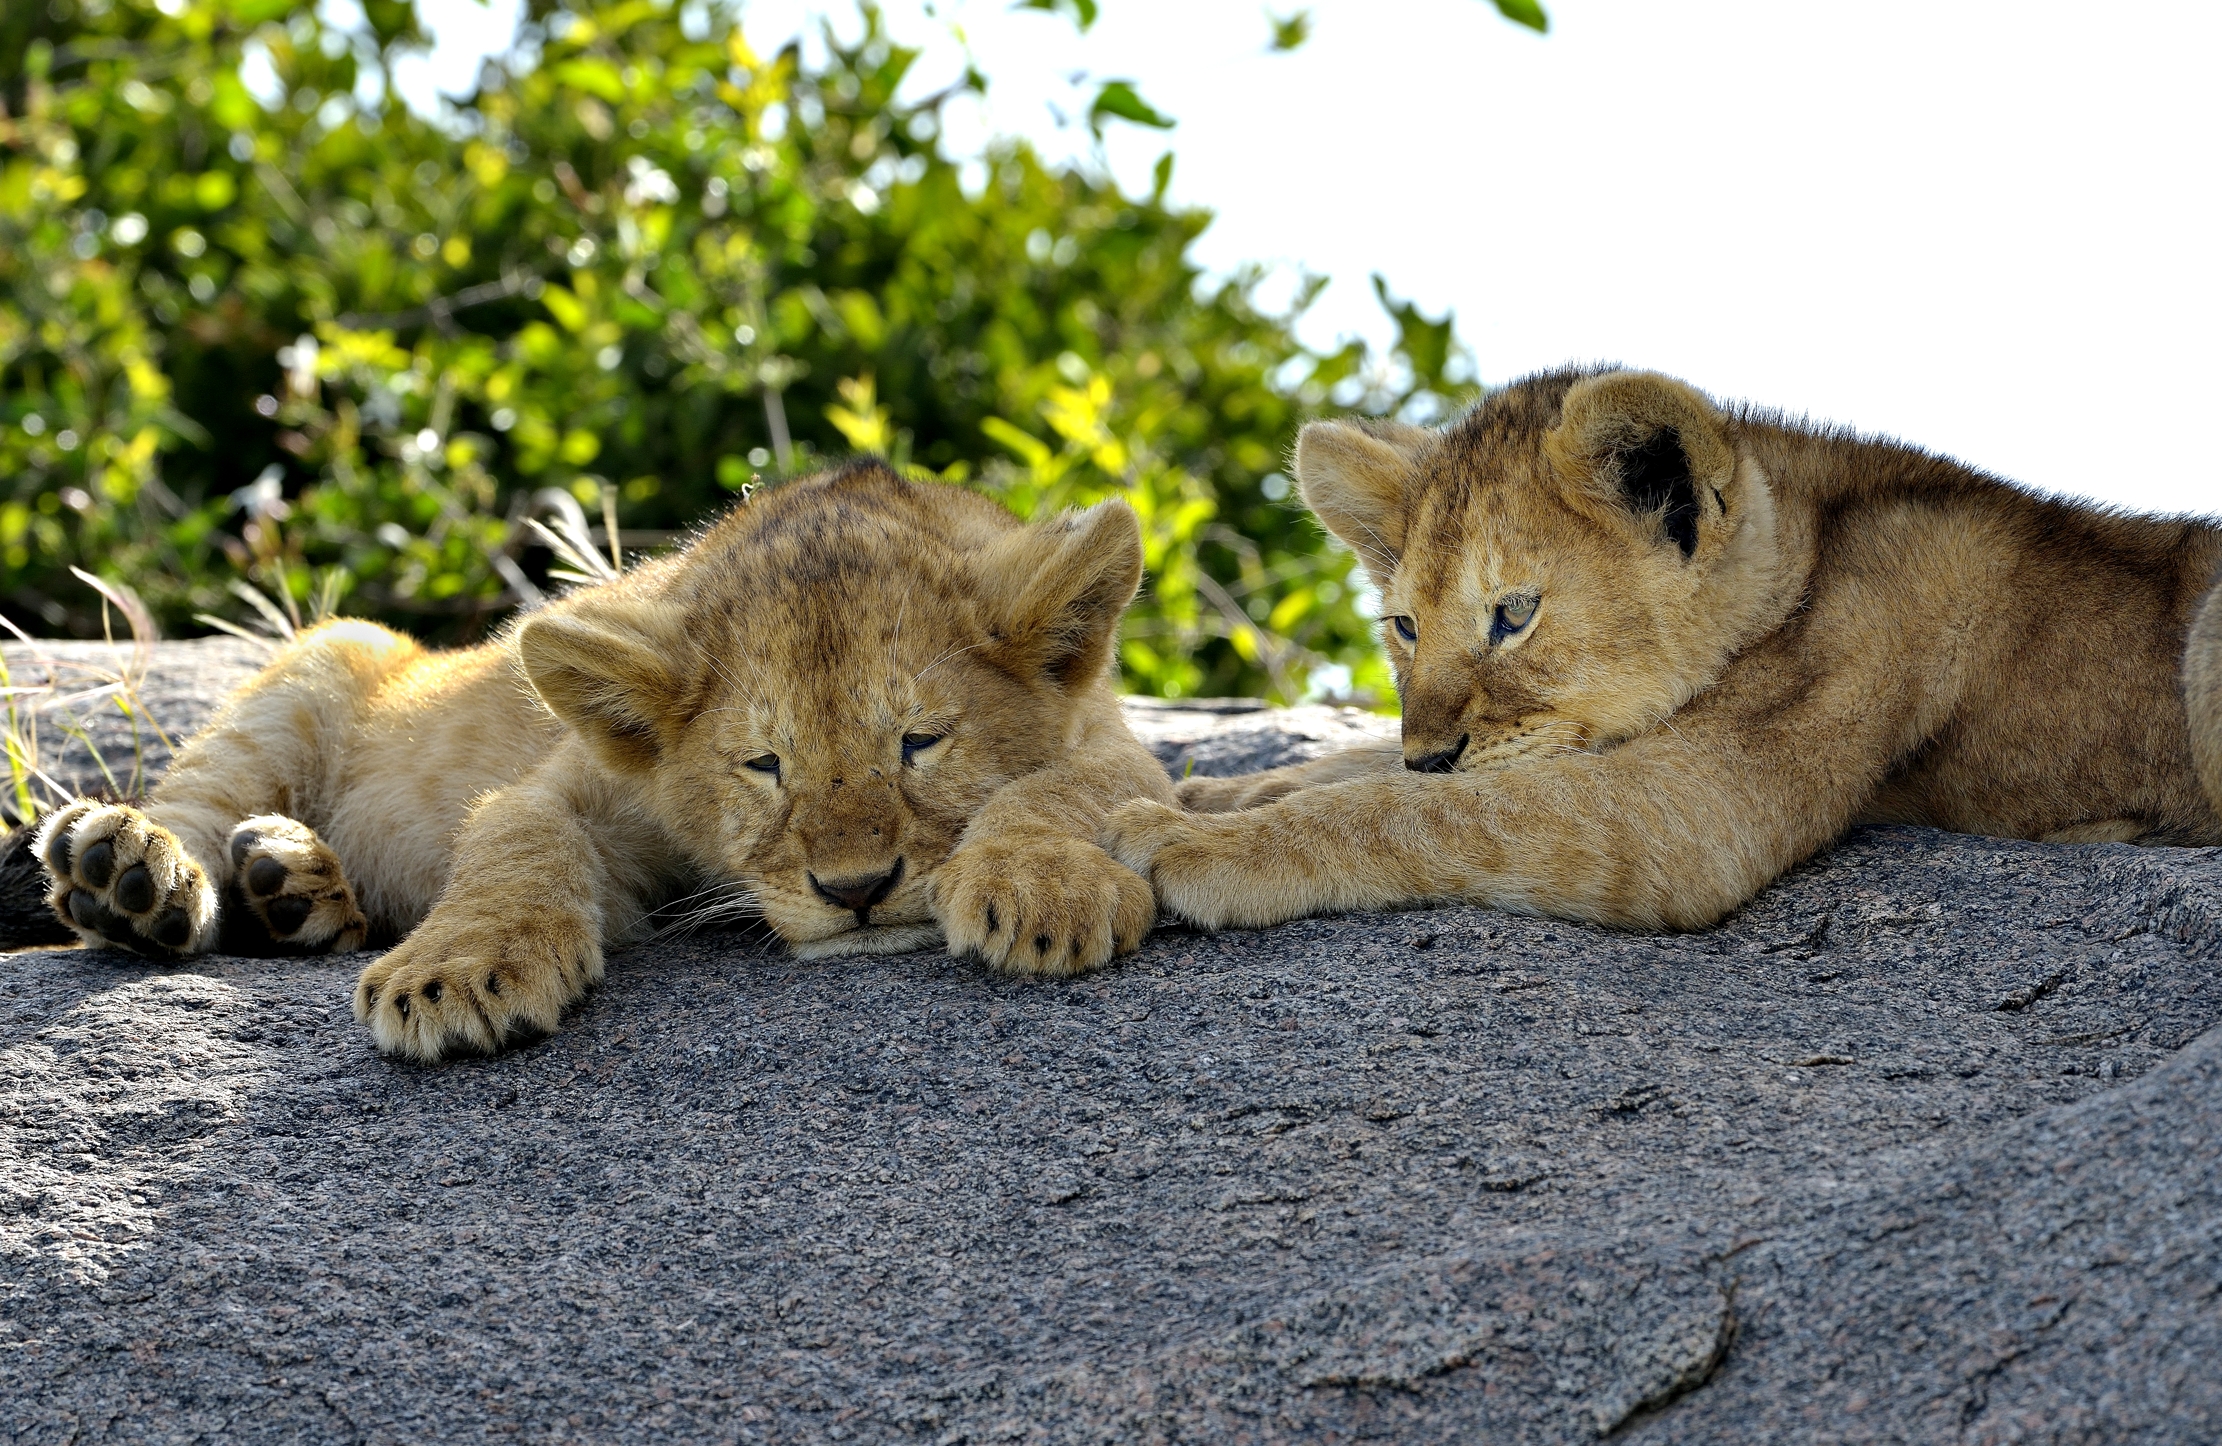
[
  {"xmin": 0, "ymin": 636, "xmax": 268, "ymax": 798},
  {"xmin": 2, "ymin": 642, "xmax": 2218, "ymax": 1443}
]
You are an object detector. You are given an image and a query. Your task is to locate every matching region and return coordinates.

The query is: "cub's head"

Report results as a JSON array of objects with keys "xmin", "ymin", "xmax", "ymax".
[
  {"xmin": 514, "ymin": 462, "xmax": 1141, "ymax": 956},
  {"xmin": 1296, "ymin": 368, "xmax": 1791, "ymax": 772}
]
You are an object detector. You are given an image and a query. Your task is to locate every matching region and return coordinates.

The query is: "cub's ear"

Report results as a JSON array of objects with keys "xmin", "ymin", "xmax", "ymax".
[
  {"xmin": 980, "ymin": 499, "xmax": 1144, "ymax": 690},
  {"xmin": 1293, "ymin": 419, "xmax": 1435, "ymax": 571},
  {"xmin": 516, "ymin": 610, "xmax": 683, "ymax": 771},
  {"xmin": 1547, "ymin": 370, "xmax": 1739, "ymax": 560}
]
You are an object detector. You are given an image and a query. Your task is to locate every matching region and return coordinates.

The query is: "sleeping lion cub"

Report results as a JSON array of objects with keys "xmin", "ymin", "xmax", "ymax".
[
  {"xmin": 34, "ymin": 462, "xmax": 1170, "ymax": 1059},
  {"xmin": 1104, "ymin": 367, "xmax": 2222, "ymax": 931}
]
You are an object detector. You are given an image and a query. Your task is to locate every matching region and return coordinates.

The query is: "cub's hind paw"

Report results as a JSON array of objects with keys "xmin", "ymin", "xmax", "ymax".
[
  {"xmin": 227, "ymin": 816, "xmax": 368, "ymax": 951},
  {"xmin": 35, "ymin": 800, "xmax": 217, "ymax": 956}
]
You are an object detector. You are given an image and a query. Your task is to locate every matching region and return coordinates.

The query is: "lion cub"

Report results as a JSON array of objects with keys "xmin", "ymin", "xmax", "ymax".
[
  {"xmin": 1105, "ymin": 367, "xmax": 2222, "ymax": 931},
  {"xmin": 34, "ymin": 463, "xmax": 1171, "ymax": 1059}
]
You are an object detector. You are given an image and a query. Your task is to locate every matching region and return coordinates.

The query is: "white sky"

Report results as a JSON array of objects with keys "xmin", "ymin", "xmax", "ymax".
[{"xmin": 410, "ymin": 0, "xmax": 2222, "ymax": 517}]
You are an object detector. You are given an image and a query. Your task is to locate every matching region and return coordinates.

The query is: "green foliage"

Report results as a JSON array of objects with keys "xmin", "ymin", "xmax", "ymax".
[
  {"xmin": 1, "ymin": 0, "xmax": 1481, "ymax": 704},
  {"xmin": 1085, "ymin": 79, "xmax": 1172, "ymax": 138},
  {"xmin": 1491, "ymin": 0, "xmax": 1550, "ymax": 34},
  {"xmin": 1016, "ymin": 0, "xmax": 1101, "ymax": 33}
]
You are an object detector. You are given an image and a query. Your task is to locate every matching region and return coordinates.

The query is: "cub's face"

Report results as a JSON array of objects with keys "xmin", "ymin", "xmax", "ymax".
[
  {"xmin": 649, "ymin": 614, "xmax": 1068, "ymax": 956},
  {"xmin": 517, "ymin": 464, "xmax": 1141, "ymax": 956},
  {"xmin": 1297, "ymin": 370, "xmax": 1788, "ymax": 772}
]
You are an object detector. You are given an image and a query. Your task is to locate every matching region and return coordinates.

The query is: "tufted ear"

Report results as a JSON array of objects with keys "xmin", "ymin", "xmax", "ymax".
[
  {"xmin": 1293, "ymin": 419, "xmax": 1435, "ymax": 572},
  {"xmin": 979, "ymin": 499, "xmax": 1144, "ymax": 690},
  {"xmin": 1547, "ymin": 370, "xmax": 1739, "ymax": 561},
  {"xmin": 517, "ymin": 608, "xmax": 684, "ymax": 771}
]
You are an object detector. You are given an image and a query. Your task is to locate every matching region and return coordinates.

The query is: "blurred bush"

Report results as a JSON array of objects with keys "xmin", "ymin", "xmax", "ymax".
[{"xmin": 0, "ymin": 0, "xmax": 1479, "ymax": 703}]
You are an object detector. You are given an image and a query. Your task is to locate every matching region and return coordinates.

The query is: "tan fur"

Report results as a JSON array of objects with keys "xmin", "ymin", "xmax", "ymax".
[
  {"xmin": 1105, "ymin": 367, "xmax": 2222, "ymax": 932},
  {"xmin": 35, "ymin": 463, "xmax": 1172, "ymax": 1060},
  {"xmin": 2187, "ymin": 580, "xmax": 2222, "ymax": 817}
]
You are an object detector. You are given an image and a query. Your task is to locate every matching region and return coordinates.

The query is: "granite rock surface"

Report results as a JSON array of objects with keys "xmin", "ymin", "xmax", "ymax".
[{"xmin": 2, "ymin": 639, "xmax": 2217, "ymax": 1444}]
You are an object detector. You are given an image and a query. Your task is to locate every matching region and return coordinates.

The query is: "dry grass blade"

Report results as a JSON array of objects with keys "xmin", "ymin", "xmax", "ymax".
[
  {"xmin": 193, "ymin": 613, "xmax": 284, "ymax": 652},
  {"xmin": 227, "ymin": 579, "xmax": 300, "ymax": 641},
  {"xmin": 2, "ymin": 574, "xmax": 178, "ymax": 824},
  {"xmin": 521, "ymin": 486, "xmax": 623, "ymax": 588}
]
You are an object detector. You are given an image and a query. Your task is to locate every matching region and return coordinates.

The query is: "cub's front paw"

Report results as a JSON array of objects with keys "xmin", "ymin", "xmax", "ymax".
[
  {"xmin": 227, "ymin": 816, "xmax": 368, "ymax": 951},
  {"xmin": 1098, "ymin": 799, "xmax": 1195, "ymax": 879},
  {"xmin": 1173, "ymin": 772, "xmax": 1297, "ymax": 814},
  {"xmin": 36, "ymin": 800, "xmax": 217, "ymax": 955},
  {"xmin": 352, "ymin": 911, "xmax": 601, "ymax": 1062},
  {"xmin": 935, "ymin": 836, "xmax": 1155, "ymax": 977},
  {"xmin": 1100, "ymin": 800, "xmax": 1259, "ymax": 931}
]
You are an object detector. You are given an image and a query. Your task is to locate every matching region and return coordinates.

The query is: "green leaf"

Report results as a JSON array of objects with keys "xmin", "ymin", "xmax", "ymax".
[
  {"xmin": 228, "ymin": 0, "xmax": 301, "ymax": 24},
  {"xmin": 1371, "ymin": 274, "xmax": 1460, "ymax": 393},
  {"xmin": 193, "ymin": 171, "xmax": 237, "ymax": 211},
  {"xmin": 980, "ymin": 416, "xmax": 1053, "ymax": 470},
  {"xmin": 539, "ymin": 285, "xmax": 588, "ymax": 333},
  {"xmin": 1088, "ymin": 81, "xmax": 1174, "ymax": 137},
  {"xmin": 1491, "ymin": 0, "xmax": 1549, "ymax": 33},
  {"xmin": 553, "ymin": 58, "xmax": 627, "ymax": 102},
  {"xmin": 208, "ymin": 72, "xmax": 259, "ymax": 131},
  {"xmin": 1016, "ymin": 0, "xmax": 1100, "ymax": 33},
  {"xmin": 1267, "ymin": 10, "xmax": 1311, "ymax": 52}
]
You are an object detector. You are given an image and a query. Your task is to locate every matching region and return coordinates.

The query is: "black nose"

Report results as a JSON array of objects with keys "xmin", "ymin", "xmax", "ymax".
[
  {"xmin": 810, "ymin": 858, "xmax": 905, "ymax": 914},
  {"xmin": 1405, "ymin": 734, "xmax": 1468, "ymax": 774}
]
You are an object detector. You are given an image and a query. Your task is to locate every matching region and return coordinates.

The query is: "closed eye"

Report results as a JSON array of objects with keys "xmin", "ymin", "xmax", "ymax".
[{"xmin": 901, "ymin": 732, "xmax": 946, "ymax": 764}]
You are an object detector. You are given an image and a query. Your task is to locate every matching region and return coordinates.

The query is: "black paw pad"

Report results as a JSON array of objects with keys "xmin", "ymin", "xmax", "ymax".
[
  {"xmin": 264, "ymin": 895, "xmax": 312, "ymax": 936},
  {"xmin": 151, "ymin": 908, "xmax": 192, "ymax": 949},
  {"xmin": 115, "ymin": 863, "xmax": 155, "ymax": 914},
  {"xmin": 246, "ymin": 856, "xmax": 288, "ymax": 898},
  {"xmin": 68, "ymin": 889, "xmax": 134, "ymax": 944},
  {"xmin": 78, "ymin": 838, "xmax": 116, "ymax": 889},
  {"xmin": 46, "ymin": 828, "xmax": 72, "ymax": 875},
  {"xmin": 230, "ymin": 830, "xmax": 259, "ymax": 868}
]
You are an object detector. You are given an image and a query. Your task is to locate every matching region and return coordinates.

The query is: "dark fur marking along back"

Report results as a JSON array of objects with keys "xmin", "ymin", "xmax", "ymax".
[{"xmin": 1618, "ymin": 428, "xmax": 1699, "ymax": 558}]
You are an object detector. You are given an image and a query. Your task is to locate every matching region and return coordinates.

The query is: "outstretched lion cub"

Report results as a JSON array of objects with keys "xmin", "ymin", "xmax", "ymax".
[
  {"xmin": 34, "ymin": 463, "xmax": 1171, "ymax": 1059},
  {"xmin": 1104, "ymin": 367, "xmax": 2222, "ymax": 931}
]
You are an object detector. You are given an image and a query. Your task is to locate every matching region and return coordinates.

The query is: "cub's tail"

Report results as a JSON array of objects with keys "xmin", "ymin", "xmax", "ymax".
[
  {"xmin": 2187, "ymin": 572, "xmax": 2222, "ymax": 822},
  {"xmin": 0, "ymin": 819, "xmax": 73, "ymax": 948}
]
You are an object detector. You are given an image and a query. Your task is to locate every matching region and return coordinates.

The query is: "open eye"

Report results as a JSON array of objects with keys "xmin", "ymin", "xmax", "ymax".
[
  {"xmin": 1490, "ymin": 595, "xmax": 1539, "ymax": 645},
  {"xmin": 742, "ymin": 753, "xmax": 781, "ymax": 777},
  {"xmin": 1391, "ymin": 615, "xmax": 1418, "ymax": 642},
  {"xmin": 901, "ymin": 732, "xmax": 946, "ymax": 764}
]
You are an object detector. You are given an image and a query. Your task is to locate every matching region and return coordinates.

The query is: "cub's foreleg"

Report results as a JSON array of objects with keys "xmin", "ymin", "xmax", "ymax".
[
  {"xmin": 1175, "ymin": 743, "xmax": 1403, "ymax": 814},
  {"xmin": 352, "ymin": 742, "xmax": 681, "ymax": 1061},
  {"xmin": 1104, "ymin": 727, "xmax": 1866, "ymax": 934},
  {"xmin": 934, "ymin": 712, "xmax": 1174, "ymax": 977}
]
